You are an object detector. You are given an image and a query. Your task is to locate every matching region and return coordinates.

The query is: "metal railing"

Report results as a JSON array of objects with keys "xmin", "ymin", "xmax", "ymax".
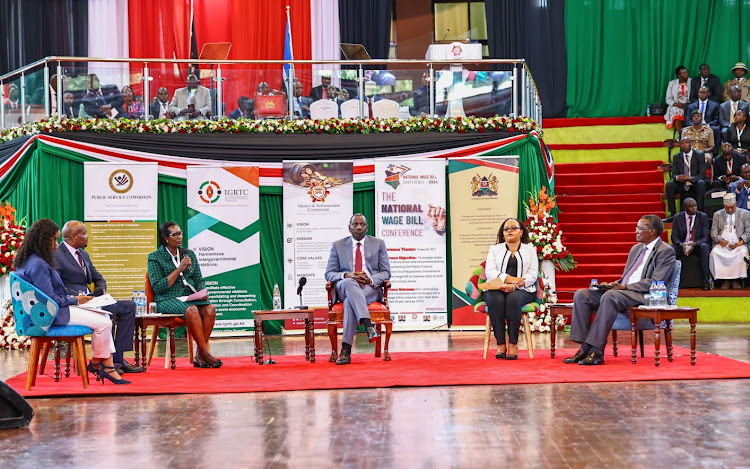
[{"xmin": 0, "ymin": 56, "xmax": 542, "ymax": 131}]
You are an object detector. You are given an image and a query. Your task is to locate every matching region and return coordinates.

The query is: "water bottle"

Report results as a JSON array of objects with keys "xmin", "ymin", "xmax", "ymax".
[
  {"xmin": 139, "ymin": 290, "xmax": 147, "ymax": 315},
  {"xmin": 590, "ymin": 279, "xmax": 598, "ymax": 290},
  {"xmin": 658, "ymin": 281, "xmax": 668, "ymax": 307},
  {"xmin": 132, "ymin": 290, "xmax": 140, "ymax": 316},
  {"xmin": 647, "ymin": 281, "xmax": 657, "ymax": 307},
  {"xmin": 272, "ymin": 282, "xmax": 282, "ymax": 310},
  {"xmin": 646, "ymin": 105, "xmax": 651, "ymax": 116}
]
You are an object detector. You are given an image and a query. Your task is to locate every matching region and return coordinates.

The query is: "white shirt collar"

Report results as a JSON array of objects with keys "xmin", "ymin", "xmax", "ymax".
[
  {"xmin": 62, "ymin": 240, "xmax": 80, "ymax": 259},
  {"xmin": 351, "ymin": 236, "xmax": 365, "ymax": 247}
]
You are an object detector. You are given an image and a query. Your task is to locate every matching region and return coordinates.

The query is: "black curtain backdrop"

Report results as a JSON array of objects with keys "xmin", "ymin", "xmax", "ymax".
[
  {"xmin": 338, "ymin": 0, "xmax": 393, "ymax": 60},
  {"xmin": 48, "ymin": 131, "xmax": 519, "ymax": 161},
  {"xmin": 0, "ymin": 0, "xmax": 88, "ymax": 76},
  {"xmin": 485, "ymin": 0, "xmax": 567, "ymax": 118}
]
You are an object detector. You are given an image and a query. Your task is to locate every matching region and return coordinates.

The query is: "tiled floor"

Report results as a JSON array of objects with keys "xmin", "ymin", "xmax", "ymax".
[{"xmin": 1, "ymin": 324, "xmax": 749, "ymax": 468}]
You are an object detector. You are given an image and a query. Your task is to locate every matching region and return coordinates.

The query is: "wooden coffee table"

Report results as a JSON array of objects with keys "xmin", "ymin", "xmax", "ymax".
[
  {"xmin": 629, "ymin": 306, "xmax": 698, "ymax": 367},
  {"xmin": 253, "ymin": 309, "xmax": 316, "ymax": 365},
  {"xmin": 548, "ymin": 304, "xmax": 574, "ymax": 359}
]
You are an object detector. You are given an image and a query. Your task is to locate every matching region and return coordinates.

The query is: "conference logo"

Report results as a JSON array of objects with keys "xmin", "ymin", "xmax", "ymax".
[
  {"xmin": 450, "ymin": 42, "xmax": 464, "ymax": 60},
  {"xmin": 471, "ymin": 173, "xmax": 499, "ymax": 197},
  {"xmin": 198, "ymin": 180, "xmax": 221, "ymax": 203},
  {"xmin": 307, "ymin": 180, "xmax": 330, "ymax": 203},
  {"xmin": 384, "ymin": 164, "xmax": 410, "ymax": 189},
  {"xmin": 109, "ymin": 169, "xmax": 134, "ymax": 194}
]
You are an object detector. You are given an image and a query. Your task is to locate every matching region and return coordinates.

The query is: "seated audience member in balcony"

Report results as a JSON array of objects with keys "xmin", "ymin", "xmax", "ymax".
[
  {"xmin": 713, "ymin": 143, "xmax": 746, "ymax": 190},
  {"xmin": 149, "ymin": 87, "xmax": 173, "ymax": 119},
  {"xmin": 727, "ymin": 109, "xmax": 750, "ymax": 157},
  {"xmin": 686, "ymin": 87, "xmax": 720, "ymax": 147},
  {"xmin": 82, "ymin": 74, "xmax": 126, "ymax": 119},
  {"xmin": 121, "ymin": 86, "xmax": 144, "ymax": 119},
  {"xmin": 710, "ymin": 193, "xmax": 750, "ymax": 289},
  {"xmin": 690, "ymin": 64, "xmax": 722, "ymax": 103},
  {"xmin": 309, "ymin": 73, "xmax": 332, "ymax": 101},
  {"xmin": 719, "ymin": 86, "xmax": 749, "ymax": 143},
  {"xmin": 665, "ymin": 65, "xmax": 691, "ymax": 132},
  {"xmin": 671, "ymin": 197, "xmax": 712, "ymax": 290},
  {"xmin": 730, "ymin": 163, "xmax": 750, "ymax": 210},
  {"xmin": 665, "ymin": 138, "xmax": 707, "ymax": 217},
  {"xmin": 681, "ymin": 110, "xmax": 715, "ymax": 159},
  {"xmin": 228, "ymin": 96, "xmax": 251, "ymax": 119},
  {"xmin": 169, "ymin": 74, "xmax": 211, "ymax": 120},
  {"xmin": 288, "ymin": 80, "xmax": 312, "ymax": 119},
  {"xmin": 565, "ymin": 215, "xmax": 675, "ymax": 365},
  {"xmin": 722, "ymin": 62, "xmax": 750, "ymax": 102},
  {"xmin": 61, "ymin": 92, "xmax": 78, "ymax": 119}
]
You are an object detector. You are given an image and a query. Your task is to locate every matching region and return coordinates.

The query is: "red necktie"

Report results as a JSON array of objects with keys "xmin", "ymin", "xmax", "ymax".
[
  {"xmin": 728, "ymin": 159, "xmax": 733, "ymax": 175},
  {"xmin": 75, "ymin": 251, "xmax": 86, "ymax": 275},
  {"xmin": 687, "ymin": 215, "xmax": 694, "ymax": 243},
  {"xmin": 355, "ymin": 242, "xmax": 366, "ymax": 288},
  {"xmin": 322, "ymin": 86, "xmax": 328, "ymax": 100},
  {"xmin": 681, "ymin": 84, "xmax": 685, "ymax": 96}
]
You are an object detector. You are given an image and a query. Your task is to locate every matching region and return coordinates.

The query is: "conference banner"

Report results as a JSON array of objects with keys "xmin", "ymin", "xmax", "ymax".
[
  {"xmin": 83, "ymin": 162, "xmax": 158, "ymax": 300},
  {"xmin": 283, "ymin": 161, "xmax": 353, "ymax": 309},
  {"xmin": 187, "ymin": 166, "xmax": 260, "ymax": 333},
  {"xmin": 375, "ymin": 160, "xmax": 447, "ymax": 330},
  {"xmin": 448, "ymin": 157, "xmax": 519, "ymax": 326}
]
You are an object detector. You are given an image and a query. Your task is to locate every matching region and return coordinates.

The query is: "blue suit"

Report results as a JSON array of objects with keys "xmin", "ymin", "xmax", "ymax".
[
  {"xmin": 54, "ymin": 243, "xmax": 136, "ymax": 366},
  {"xmin": 15, "ymin": 253, "xmax": 78, "ymax": 326},
  {"xmin": 325, "ymin": 235, "xmax": 391, "ymax": 344}
]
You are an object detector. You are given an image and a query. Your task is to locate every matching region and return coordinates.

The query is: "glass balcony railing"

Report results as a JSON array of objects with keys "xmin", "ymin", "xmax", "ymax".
[{"xmin": 0, "ymin": 57, "xmax": 542, "ymax": 131}]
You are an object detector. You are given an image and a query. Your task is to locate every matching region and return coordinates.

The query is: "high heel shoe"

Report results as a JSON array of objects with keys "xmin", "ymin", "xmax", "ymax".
[
  {"xmin": 87, "ymin": 361, "xmax": 102, "ymax": 381},
  {"xmin": 198, "ymin": 352, "xmax": 223, "ymax": 369},
  {"xmin": 98, "ymin": 365, "xmax": 131, "ymax": 385},
  {"xmin": 193, "ymin": 358, "xmax": 210, "ymax": 368}
]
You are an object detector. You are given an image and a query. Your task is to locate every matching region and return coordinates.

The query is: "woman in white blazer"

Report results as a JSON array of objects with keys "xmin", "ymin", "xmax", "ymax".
[{"xmin": 484, "ymin": 218, "xmax": 538, "ymax": 360}]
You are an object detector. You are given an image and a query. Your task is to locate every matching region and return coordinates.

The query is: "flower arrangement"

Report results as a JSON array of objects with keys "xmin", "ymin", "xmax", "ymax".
[
  {"xmin": 0, "ymin": 297, "xmax": 29, "ymax": 350},
  {"xmin": 1, "ymin": 115, "xmax": 539, "ymax": 143},
  {"xmin": 524, "ymin": 187, "xmax": 576, "ymax": 272},
  {"xmin": 0, "ymin": 201, "xmax": 25, "ymax": 277},
  {"xmin": 527, "ymin": 304, "xmax": 569, "ymax": 333}
]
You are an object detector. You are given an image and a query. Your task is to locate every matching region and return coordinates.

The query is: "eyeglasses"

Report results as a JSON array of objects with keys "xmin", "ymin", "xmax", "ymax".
[
  {"xmin": 167, "ymin": 231, "xmax": 183, "ymax": 237},
  {"xmin": 503, "ymin": 226, "xmax": 522, "ymax": 232}
]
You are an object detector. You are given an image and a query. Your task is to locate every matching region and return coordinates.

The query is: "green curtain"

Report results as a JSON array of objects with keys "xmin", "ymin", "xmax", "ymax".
[{"xmin": 566, "ymin": 0, "xmax": 745, "ymax": 117}]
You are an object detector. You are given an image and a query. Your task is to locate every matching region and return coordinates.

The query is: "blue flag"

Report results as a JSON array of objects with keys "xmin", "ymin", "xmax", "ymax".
[{"xmin": 283, "ymin": 16, "xmax": 294, "ymax": 82}]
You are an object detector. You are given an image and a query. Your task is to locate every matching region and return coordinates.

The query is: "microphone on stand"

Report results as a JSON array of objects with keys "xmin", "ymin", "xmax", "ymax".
[
  {"xmin": 442, "ymin": 29, "xmax": 450, "ymax": 42},
  {"xmin": 295, "ymin": 276, "xmax": 307, "ymax": 309}
]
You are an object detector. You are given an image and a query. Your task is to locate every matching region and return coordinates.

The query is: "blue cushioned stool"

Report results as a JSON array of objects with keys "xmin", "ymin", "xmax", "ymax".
[{"xmin": 10, "ymin": 273, "xmax": 93, "ymax": 390}]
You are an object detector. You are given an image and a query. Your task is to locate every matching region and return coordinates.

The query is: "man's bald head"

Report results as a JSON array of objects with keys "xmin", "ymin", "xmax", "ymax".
[{"xmin": 61, "ymin": 220, "xmax": 88, "ymax": 248}]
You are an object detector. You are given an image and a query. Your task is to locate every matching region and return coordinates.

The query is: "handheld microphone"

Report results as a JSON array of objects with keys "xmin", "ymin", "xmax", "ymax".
[
  {"xmin": 442, "ymin": 28, "xmax": 450, "ymax": 42},
  {"xmin": 296, "ymin": 276, "xmax": 307, "ymax": 295},
  {"xmin": 178, "ymin": 247, "xmax": 192, "ymax": 272},
  {"xmin": 93, "ymin": 287, "xmax": 105, "ymax": 297}
]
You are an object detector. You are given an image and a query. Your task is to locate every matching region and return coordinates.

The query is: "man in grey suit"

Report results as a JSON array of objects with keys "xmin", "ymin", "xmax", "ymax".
[
  {"xmin": 325, "ymin": 214, "xmax": 391, "ymax": 365},
  {"xmin": 168, "ymin": 74, "xmax": 211, "ymax": 120},
  {"xmin": 564, "ymin": 215, "xmax": 676, "ymax": 365},
  {"xmin": 719, "ymin": 85, "xmax": 750, "ymax": 142}
]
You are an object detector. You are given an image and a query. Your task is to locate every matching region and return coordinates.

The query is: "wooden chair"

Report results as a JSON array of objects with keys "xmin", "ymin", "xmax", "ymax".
[
  {"xmin": 10, "ymin": 273, "xmax": 91, "ymax": 390},
  {"xmin": 144, "ymin": 273, "xmax": 195, "ymax": 365},
  {"xmin": 326, "ymin": 280, "xmax": 393, "ymax": 362}
]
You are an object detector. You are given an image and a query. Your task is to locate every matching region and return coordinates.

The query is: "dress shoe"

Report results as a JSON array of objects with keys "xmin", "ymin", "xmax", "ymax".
[
  {"xmin": 495, "ymin": 350, "xmax": 506, "ymax": 359},
  {"xmin": 578, "ymin": 347, "xmax": 605, "ymax": 366},
  {"xmin": 335, "ymin": 349, "xmax": 351, "ymax": 365},
  {"xmin": 563, "ymin": 347, "xmax": 589, "ymax": 364},
  {"xmin": 117, "ymin": 361, "xmax": 145, "ymax": 373},
  {"xmin": 702, "ymin": 280, "xmax": 712, "ymax": 291},
  {"xmin": 732, "ymin": 280, "xmax": 742, "ymax": 290},
  {"xmin": 721, "ymin": 280, "xmax": 731, "ymax": 290},
  {"xmin": 366, "ymin": 326, "xmax": 380, "ymax": 343}
]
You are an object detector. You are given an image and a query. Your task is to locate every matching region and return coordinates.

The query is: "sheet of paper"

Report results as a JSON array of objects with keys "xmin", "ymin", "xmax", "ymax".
[
  {"xmin": 78, "ymin": 305, "xmax": 112, "ymax": 315},
  {"xmin": 84, "ymin": 294, "xmax": 117, "ymax": 308},
  {"xmin": 176, "ymin": 288, "xmax": 209, "ymax": 303}
]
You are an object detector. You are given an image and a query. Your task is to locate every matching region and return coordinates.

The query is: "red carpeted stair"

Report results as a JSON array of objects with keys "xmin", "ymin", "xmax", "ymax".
[{"xmin": 555, "ymin": 160, "xmax": 666, "ymax": 301}]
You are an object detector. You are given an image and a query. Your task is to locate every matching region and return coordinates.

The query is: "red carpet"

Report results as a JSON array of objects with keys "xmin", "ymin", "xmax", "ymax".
[
  {"xmin": 555, "ymin": 160, "xmax": 666, "ymax": 301},
  {"xmin": 7, "ymin": 347, "xmax": 750, "ymax": 398}
]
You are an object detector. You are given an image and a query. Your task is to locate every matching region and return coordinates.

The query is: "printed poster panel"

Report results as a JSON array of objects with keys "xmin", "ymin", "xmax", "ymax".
[
  {"xmin": 187, "ymin": 166, "xmax": 260, "ymax": 332},
  {"xmin": 375, "ymin": 160, "xmax": 447, "ymax": 331},
  {"xmin": 283, "ymin": 161, "xmax": 353, "ymax": 309},
  {"xmin": 448, "ymin": 157, "xmax": 519, "ymax": 326},
  {"xmin": 84, "ymin": 162, "xmax": 158, "ymax": 221}
]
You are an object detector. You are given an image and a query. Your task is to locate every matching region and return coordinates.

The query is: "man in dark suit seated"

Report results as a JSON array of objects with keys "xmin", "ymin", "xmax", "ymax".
[
  {"xmin": 689, "ymin": 64, "xmax": 722, "ymax": 103},
  {"xmin": 712, "ymin": 142, "xmax": 746, "ymax": 190},
  {"xmin": 719, "ymin": 85, "xmax": 749, "ymax": 142},
  {"xmin": 60, "ymin": 92, "xmax": 79, "ymax": 119},
  {"xmin": 671, "ymin": 197, "xmax": 712, "ymax": 290},
  {"xmin": 149, "ymin": 87, "xmax": 173, "ymax": 119},
  {"xmin": 324, "ymin": 214, "xmax": 390, "ymax": 365},
  {"xmin": 81, "ymin": 73, "xmax": 126, "ymax": 119},
  {"xmin": 564, "ymin": 215, "xmax": 676, "ymax": 365},
  {"xmin": 308, "ymin": 74, "xmax": 332, "ymax": 101},
  {"xmin": 665, "ymin": 137, "xmax": 708, "ymax": 217},
  {"xmin": 54, "ymin": 220, "xmax": 143, "ymax": 374},
  {"xmin": 228, "ymin": 96, "xmax": 251, "ymax": 119},
  {"xmin": 686, "ymin": 87, "xmax": 720, "ymax": 149},
  {"xmin": 288, "ymin": 80, "xmax": 312, "ymax": 119}
]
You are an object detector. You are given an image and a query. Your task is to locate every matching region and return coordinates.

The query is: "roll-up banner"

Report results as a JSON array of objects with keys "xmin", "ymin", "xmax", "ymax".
[
  {"xmin": 83, "ymin": 162, "xmax": 158, "ymax": 299},
  {"xmin": 375, "ymin": 160, "xmax": 447, "ymax": 330},
  {"xmin": 448, "ymin": 157, "xmax": 519, "ymax": 326},
  {"xmin": 283, "ymin": 161, "xmax": 353, "ymax": 310},
  {"xmin": 186, "ymin": 166, "xmax": 261, "ymax": 333}
]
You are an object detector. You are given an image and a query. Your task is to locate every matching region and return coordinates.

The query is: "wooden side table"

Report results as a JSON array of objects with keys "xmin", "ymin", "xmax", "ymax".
[
  {"xmin": 548, "ymin": 304, "xmax": 574, "ymax": 359},
  {"xmin": 253, "ymin": 309, "xmax": 316, "ymax": 365},
  {"xmin": 629, "ymin": 306, "xmax": 698, "ymax": 367},
  {"xmin": 134, "ymin": 314, "xmax": 183, "ymax": 371}
]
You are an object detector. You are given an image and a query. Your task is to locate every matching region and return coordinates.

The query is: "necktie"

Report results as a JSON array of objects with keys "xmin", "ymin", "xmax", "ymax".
[
  {"xmin": 680, "ymin": 84, "xmax": 685, "ymax": 96},
  {"xmin": 683, "ymin": 155, "xmax": 691, "ymax": 186},
  {"xmin": 355, "ymin": 242, "xmax": 366, "ymax": 289},
  {"xmin": 687, "ymin": 215, "xmax": 694, "ymax": 243},
  {"xmin": 732, "ymin": 102, "xmax": 737, "ymax": 123},
  {"xmin": 75, "ymin": 250, "xmax": 87, "ymax": 276},
  {"xmin": 622, "ymin": 246, "xmax": 648, "ymax": 284},
  {"xmin": 700, "ymin": 102, "xmax": 705, "ymax": 123},
  {"xmin": 368, "ymin": 98, "xmax": 374, "ymax": 118},
  {"xmin": 322, "ymin": 86, "xmax": 328, "ymax": 100}
]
